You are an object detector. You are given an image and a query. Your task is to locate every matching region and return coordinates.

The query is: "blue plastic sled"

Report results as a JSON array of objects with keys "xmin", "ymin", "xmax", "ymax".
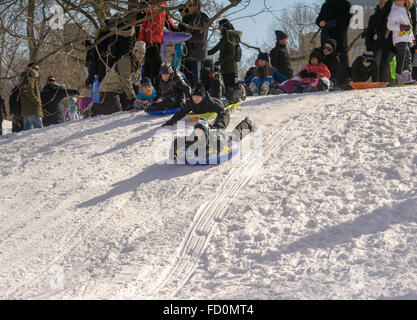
[{"xmin": 145, "ymin": 107, "xmax": 181, "ymax": 116}]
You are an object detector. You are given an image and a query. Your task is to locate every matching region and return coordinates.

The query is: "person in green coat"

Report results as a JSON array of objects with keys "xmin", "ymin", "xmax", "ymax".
[
  {"xmin": 19, "ymin": 63, "xmax": 43, "ymax": 131},
  {"xmin": 208, "ymin": 19, "xmax": 242, "ymax": 90}
]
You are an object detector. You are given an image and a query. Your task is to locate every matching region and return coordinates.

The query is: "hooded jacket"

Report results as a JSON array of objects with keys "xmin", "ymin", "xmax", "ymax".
[
  {"xmin": 100, "ymin": 52, "xmax": 142, "ymax": 100},
  {"xmin": 387, "ymin": 3, "xmax": 416, "ymax": 45},
  {"xmin": 41, "ymin": 84, "xmax": 80, "ymax": 126},
  {"xmin": 208, "ymin": 26, "xmax": 242, "ymax": 76},
  {"xmin": 20, "ymin": 68, "xmax": 42, "ymax": 118},
  {"xmin": 270, "ymin": 43, "xmax": 293, "ymax": 79}
]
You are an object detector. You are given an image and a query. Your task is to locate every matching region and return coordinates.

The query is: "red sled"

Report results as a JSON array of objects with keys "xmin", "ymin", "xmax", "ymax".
[{"xmin": 350, "ymin": 82, "xmax": 389, "ymax": 90}]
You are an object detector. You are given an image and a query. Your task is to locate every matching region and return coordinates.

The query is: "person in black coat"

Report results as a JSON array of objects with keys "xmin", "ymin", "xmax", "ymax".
[
  {"xmin": 313, "ymin": 38, "xmax": 341, "ymax": 85},
  {"xmin": 179, "ymin": 0, "xmax": 209, "ymax": 89},
  {"xmin": 0, "ymin": 95, "xmax": 6, "ymax": 136},
  {"xmin": 365, "ymin": 0, "xmax": 395, "ymax": 82},
  {"xmin": 270, "ymin": 30, "xmax": 293, "ymax": 79},
  {"xmin": 350, "ymin": 51, "xmax": 378, "ymax": 83},
  {"xmin": 316, "ymin": 0, "xmax": 352, "ymax": 67},
  {"xmin": 338, "ymin": 51, "xmax": 377, "ymax": 89},
  {"xmin": 162, "ymin": 83, "xmax": 230, "ymax": 129},
  {"xmin": 83, "ymin": 40, "xmax": 98, "ymax": 89},
  {"xmin": 41, "ymin": 76, "xmax": 80, "ymax": 127}
]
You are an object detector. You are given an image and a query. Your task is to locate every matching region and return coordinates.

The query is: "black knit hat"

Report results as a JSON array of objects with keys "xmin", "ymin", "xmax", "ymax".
[
  {"xmin": 309, "ymin": 50, "xmax": 323, "ymax": 64},
  {"xmin": 362, "ymin": 50, "xmax": 374, "ymax": 62},
  {"xmin": 257, "ymin": 52, "xmax": 269, "ymax": 62},
  {"xmin": 275, "ymin": 30, "xmax": 288, "ymax": 41},
  {"xmin": 323, "ymin": 38, "xmax": 337, "ymax": 51},
  {"xmin": 192, "ymin": 83, "xmax": 206, "ymax": 98},
  {"xmin": 140, "ymin": 77, "xmax": 152, "ymax": 87},
  {"xmin": 219, "ymin": 18, "xmax": 234, "ymax": 31}
]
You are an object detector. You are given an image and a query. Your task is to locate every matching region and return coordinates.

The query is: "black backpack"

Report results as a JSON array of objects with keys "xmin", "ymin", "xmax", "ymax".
[
  {"xmin": 234, "ymin": 43, "xmax": 242, "ymax": 62},
  {"xmin": 9, "ymin": 85, "xmax": 21, "ymax": 117}
]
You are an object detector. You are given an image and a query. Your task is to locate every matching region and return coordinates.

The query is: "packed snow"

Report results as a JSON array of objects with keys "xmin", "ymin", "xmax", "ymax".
[{"xmin": 1, "ymin": 87, "xmax": 417, "ymax": 300}]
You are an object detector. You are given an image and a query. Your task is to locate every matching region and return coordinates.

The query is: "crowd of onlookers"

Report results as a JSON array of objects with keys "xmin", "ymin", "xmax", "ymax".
[{"xmin": 1, "ymin": 0, "xmax": 416, "ymax": 137}]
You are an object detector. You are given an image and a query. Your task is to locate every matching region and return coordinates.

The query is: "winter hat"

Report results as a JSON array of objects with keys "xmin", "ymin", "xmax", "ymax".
[
  {"xmin": 133, "ymin": 40, "xmax": 146, "ymax": 53},
  {"xmin": 192, "ymin": 83, "xmax": 206, "ymax": 98},
  {"xmin": 323, "ymin": 38, "xmax": 337, "ymax": 51},
  {"xmin": 362, "ymin": 50, "xmax": 374, "ymax": 62},
  {"xmin": 309, "ymin": 50, "xmax": 323, "ymax": 64},
  {"xmin": 140, "ymin": 77, "xmax": 152, "ymax": 87},
  {"xmin": 257, "ymin": 52, "xmax": 269, "ymax": 62},
  {"xmin": 275, "ymin": 30, "xmax": 288, "ymax": 41},
  {"xmin": 160, "ymin": 63, "xmax": 173, "ymax": 74},
  {"xmin": 194, "ymin": 118, "xmax": 210, "ymax": 137},
  {"xmin": 219, "ymin": 18, "xmax": 234, "ymax": 31},
  {"xmin": 202, "ymin": 59, "xmax": 215, "ymax": 72}
]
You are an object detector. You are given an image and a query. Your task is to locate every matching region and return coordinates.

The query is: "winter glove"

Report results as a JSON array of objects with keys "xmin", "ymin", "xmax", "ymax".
[
  {"xmin": 308, "ymin": 72, "xmax": 318, "ymax": 78},
  {"xmin": 300, "ymin": 69, "xmax": 310, "ymax": 78},
  {"xmin": 400, "ymin": 24, "xmax": 411, "ymax": 32}
]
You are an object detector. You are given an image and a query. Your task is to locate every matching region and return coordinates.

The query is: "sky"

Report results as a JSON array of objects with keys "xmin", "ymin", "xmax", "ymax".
[{"xmin": 228, "ymin": 0, "xmax": 306, "ymax": 49}]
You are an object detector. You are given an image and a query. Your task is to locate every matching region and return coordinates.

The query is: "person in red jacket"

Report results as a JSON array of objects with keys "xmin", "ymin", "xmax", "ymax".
[
  {"xmin": 136, "ymin": 0, "xmax": 177, "ymax": 90},
  {"xmin": 277, "ymin": 50, "xmax": 331, "ymax": 94}
]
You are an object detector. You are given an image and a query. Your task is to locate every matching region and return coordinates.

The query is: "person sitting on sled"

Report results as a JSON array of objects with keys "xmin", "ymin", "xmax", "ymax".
[
  {"xmin": 277, "ymin": 50, "xmax": 331, "ymax": 94},
  {"xmin": 338, "ymin": 51, "xmax": 378, "ymax": 89},
  {"xmin": 169, "ymin": 117, "xmax": 256, "ymax": 164},
  {"xmin": 162, "ymin": 83, "xmax": 239, "ymax": 129},
  {"xmin": 246, "ymin": 52, "xmax": 288, "ymax": 96},
  {"xmin": 134, "ymin": 77, "xmax": 156, "ymax": 110},
  {"xmin": 145, "ymin": 63, "xmax": 191, "ymax": 112}
]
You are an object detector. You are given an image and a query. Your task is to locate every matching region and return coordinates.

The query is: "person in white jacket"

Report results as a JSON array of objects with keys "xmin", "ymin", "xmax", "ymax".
[{"xmin": 387, "ymin": 0, "xmax": 416, "ymax": 84}]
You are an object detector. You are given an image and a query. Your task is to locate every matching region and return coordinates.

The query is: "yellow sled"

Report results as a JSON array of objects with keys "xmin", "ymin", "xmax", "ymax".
[{"xmin": 186, "ymin": 101, "xmax": 241, "ymax": 122}]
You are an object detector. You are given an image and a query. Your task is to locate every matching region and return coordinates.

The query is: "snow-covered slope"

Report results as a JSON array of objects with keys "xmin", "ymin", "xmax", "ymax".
[{"xmin": 1, "ymin": 87, "xmax": 417, "ymax": 300}]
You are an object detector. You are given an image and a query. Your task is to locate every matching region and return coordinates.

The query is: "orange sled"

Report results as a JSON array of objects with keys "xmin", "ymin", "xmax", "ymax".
[{"xmin": 350, "ymin": 82, "xmax": 389, "ymax": 90}]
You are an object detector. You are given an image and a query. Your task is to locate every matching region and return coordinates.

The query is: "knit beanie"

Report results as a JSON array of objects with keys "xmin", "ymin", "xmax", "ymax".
[
  {"xmin": 323, "ymin": 38, "xmax": 337, "ymax": 51},
  {"xmin": 140, "ymin": 77, "xmax": 152, "ymax": 87},
  {"xmin": 194, "ymin": 118, "xmax": 210, "ymax": 137},
  {"xmin": 133, "ymin": 40, "xmax": 146, "ymax": 53},
  {"xmin": 160, "ymin": 63, "xmax": 173, "ymax": 74},
  {"xmin": 362, "ymin": 50, "xmax": 375, "ymax": 61},
  {"xmin": 275, "ymin": 30, "xmax": 288, "ymax": 41},
  {"xmin": 192, "ymin": 83, "xmax": 206, "ymax": 98},
  {"xmin": 257, "ymin": 52, "xmax": 269, "ymax": 62},
  {"xmin": 202, "ymin": 59, "xmax": 215, "ymax": 71}
]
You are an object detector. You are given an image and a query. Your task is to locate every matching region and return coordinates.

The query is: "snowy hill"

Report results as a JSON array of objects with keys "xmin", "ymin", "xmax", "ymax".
[{"xmin": 1, "ymin": 87, "xmax": 417, "ymax": 300}]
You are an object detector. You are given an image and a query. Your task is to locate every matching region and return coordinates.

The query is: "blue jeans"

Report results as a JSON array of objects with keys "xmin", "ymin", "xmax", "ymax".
[
  {"xmin": 23, "ymin": 115, "xmax": 43, "ymax": 131},
  {"xmin": 251, "ymin": 76, "xmax": 274, "ymax": 89}
]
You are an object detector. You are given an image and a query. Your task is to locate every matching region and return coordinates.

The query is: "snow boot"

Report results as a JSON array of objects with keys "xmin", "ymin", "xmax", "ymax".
[
  {"xmin": 249, "ymin": 82, "xmax": 259, "ymax": 96},
  {"xmin": 260, "ymin": 81, "xmax": 270, "ymax": 95}
]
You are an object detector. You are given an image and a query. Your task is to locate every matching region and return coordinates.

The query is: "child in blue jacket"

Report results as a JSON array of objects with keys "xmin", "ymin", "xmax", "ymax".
[
  {"xmin": 246, "ymin": 52, "xmax": 288, "ymax": 95},
  {"xmin": 135, "ymin": 77, "xmax": 156, "ymax": 110}
]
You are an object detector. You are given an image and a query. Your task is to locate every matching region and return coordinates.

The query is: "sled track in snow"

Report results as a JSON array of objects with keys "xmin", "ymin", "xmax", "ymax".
[{"xmin": 153, "ymin": 114, "xmax": 306, "ymax": 298}]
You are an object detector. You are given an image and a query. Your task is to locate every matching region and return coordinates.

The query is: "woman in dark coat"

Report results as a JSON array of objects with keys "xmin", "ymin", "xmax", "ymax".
[
  {"xmin": 208, "ymin": 19, "xmax": 242, "ymax": 90},
  {"xmin": 41, "ymin": 77, "xmax": 79, "ymax": 127},
  {"xmin": 316, "ymin": 0, "xmax": 352, "ymax": 67}
]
